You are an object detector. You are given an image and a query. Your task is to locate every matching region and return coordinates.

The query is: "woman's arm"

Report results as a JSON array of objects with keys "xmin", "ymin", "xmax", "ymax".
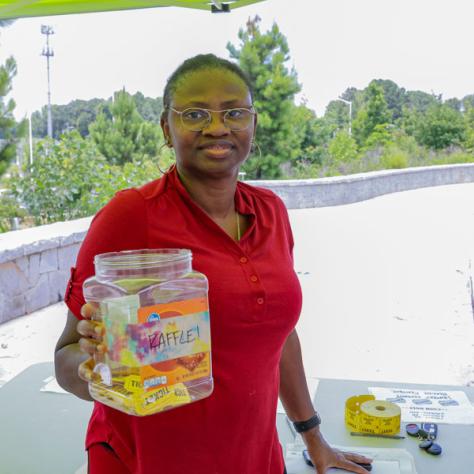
[
  {"xmin": 279, "ymin": 329, "xmax": 318, "ymax": 423},
  {"xmin": 279, "ymin": 329, "xmax": 371, "ymax": 474}
]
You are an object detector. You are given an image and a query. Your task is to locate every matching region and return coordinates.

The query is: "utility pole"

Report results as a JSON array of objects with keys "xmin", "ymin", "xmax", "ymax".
[
  {"xmin": 41, "ymin": 25, "xmax": 54, "ymax": 138},
  {"xmin": 336, "ymin": 97, "xmax": 352, "ymax": 136},
  {"xmin": 28, "ymin": 114, "xmax": 33, "ymax": 164}
]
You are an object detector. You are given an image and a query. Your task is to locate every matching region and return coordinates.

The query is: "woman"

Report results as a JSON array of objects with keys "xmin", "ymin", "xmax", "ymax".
[{"xmin": 55, "ymin": 54, "xmax": 371, "ymax": 474}]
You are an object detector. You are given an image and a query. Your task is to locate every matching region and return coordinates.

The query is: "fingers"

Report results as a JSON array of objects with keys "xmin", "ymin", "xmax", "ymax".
[
  {"xmin": 78, "ymin": 335, "xmax": 106, "ymax": 357},
  {"xmin": 78, "ymin": 358, "xmax": 93, "ymax": 382},
  {"xmin": 342, "ymin": 452, "xmax": 373, "ymax": 464},
  {"xmin": 80, "ymin": 302, "xmax": 100, "ymax": 320},
  {"xmin": 334, "ymin": 452, "xmax": 373, "ymax": 474},
  {"xmin": 312, "ymin": 451, "xmax": 373, "ymax": 474},
  {"xmin": 77, "ymin": 319, "xmax": 104, "ymax": 340},
  {"xmin": 77, "ymin": 316, "xmax": 105, "ymax": 357},
  {"xmin": 78, "ymin": 358, "xmax": 101, "ymax": 383}
]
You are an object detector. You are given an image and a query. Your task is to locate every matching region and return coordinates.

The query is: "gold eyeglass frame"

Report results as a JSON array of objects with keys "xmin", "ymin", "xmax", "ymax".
[{"xmin": 169, "ymin": 106, "xmax": 256, "ymax": 132}]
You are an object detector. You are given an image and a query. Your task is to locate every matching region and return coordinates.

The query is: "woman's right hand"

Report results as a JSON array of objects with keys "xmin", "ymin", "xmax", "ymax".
[{"xmin": 77, "ymin": 302, "xmax": 105, "ymax": 383}]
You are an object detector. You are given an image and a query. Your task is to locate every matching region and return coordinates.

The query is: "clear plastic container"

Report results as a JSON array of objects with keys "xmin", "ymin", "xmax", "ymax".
[{"xmin": 82, "ymin": 249, "xmax": 213, "ymax": 416}]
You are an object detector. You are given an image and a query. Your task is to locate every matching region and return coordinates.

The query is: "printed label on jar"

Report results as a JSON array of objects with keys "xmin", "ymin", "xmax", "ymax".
[{"xmin": 104, "ymin": 297, "xmax": 212, "ymax": 391}]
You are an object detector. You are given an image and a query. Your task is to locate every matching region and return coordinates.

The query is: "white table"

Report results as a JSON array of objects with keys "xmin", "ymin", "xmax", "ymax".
[
  {"xmin": 278, "ymin": 378, "xmax": 474, "ymax": 473},
  {"xmin": 2, "ymin": 364, "xmax": 473, "ymax": 473}
]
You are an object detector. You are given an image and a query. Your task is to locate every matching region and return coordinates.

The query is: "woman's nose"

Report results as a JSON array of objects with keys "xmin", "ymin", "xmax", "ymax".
[{"xmin": 202, "ymin": 111, "xmax": 230, "ymax": 135}]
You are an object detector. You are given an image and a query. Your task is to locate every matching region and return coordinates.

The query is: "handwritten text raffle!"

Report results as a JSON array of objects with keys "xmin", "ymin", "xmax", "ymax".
[{"xmin": 148, "ymin": 326, "xmax": 201, "ymax": 352}]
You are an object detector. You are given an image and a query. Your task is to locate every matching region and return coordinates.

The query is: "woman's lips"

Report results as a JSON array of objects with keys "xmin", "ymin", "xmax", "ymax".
[{"xmin": 200, "ymin": 143, "xmax": 234, "ymax": 158}]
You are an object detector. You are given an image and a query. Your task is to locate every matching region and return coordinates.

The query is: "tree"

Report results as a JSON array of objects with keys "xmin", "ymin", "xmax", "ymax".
[
  {"xmin": 291, "ymin": 103, "xmax": 328, "ymax": 165},
  {"xmin": 324, "ymin": 100, "xmax": 350, "ymax": 133},
  {"xmin": 9, "ymin": 132, "xmax": 106, "ymax": 222},
  {"xmin": 89, "ymin": 89, "xmax": 164, "ymax": 165},
  {"xmin": 463, "ymin": 109, "xmax": 474, "ymax": 151},
  {"xmin": 31, "ymin": 98, "xmax": 106, "ymax": 138},
  {"xmin": 462, "ymin": 94, "xmax": 474, "ymax": 110},
  {"xmin": 445, "ymin": 98, "xmax": 462, "ymax": 112},
  {"xmin": 415, "ymin": 104, "xmax": 465, "ymax": 150},
  {"xmin": 352, "ymin": 81, "xmax": 391, "ymax": 147},
  {"xmin": 132, "ymin": 92, "xmax": 163, "ymax": 124},
  {"xmin": 31, "ymin": 93, "xmax": 164, "ymax": 139},
  {"xmin": 372, "ymin": 79, "xmax": 406, "ymax": 120},
  {"xmin": 404, "ymin": 90, "xmax": 439, "ymax": 113},
  {"xmin": 8, "ymin": 131, "xmax": 161, "ymax": 224},
  {"xmin": 0, "ymin": 55, "xmax": 25, "ymax": 176},
  {"xmin": 227, "ymin": 16, "xmax": 301, "ymax": 178},
  {"xmin": 327, "ymin": 131, "xmax": 358, "ymax": 166}
]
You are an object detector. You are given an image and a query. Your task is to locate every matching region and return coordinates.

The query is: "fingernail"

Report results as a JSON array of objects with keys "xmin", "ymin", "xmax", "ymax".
[{"xmin": 91, "ymin": 372, "xmax": 101, "ymax": 383}]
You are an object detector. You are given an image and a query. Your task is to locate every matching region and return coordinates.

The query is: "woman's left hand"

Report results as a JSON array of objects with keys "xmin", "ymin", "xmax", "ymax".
[{"xmin": 302, "ymin": 428, "xmax": 373, "ymax": 473}]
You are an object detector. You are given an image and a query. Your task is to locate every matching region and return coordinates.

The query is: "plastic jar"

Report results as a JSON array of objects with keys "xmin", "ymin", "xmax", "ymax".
[{"xmin": 82, "ymin": 249, "xmax": 213, "ymax": 416}]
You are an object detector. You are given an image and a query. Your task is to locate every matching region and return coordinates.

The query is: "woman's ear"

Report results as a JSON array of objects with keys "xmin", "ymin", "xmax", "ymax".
[{"xmin": 160, "ymin": 114, "xmax": 171, "ymax": 147}]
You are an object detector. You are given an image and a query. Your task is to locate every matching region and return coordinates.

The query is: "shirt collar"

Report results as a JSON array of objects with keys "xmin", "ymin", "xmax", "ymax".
[{"xmin": 167, "ymin": 165, "xmax": 255, "ymax": 217}]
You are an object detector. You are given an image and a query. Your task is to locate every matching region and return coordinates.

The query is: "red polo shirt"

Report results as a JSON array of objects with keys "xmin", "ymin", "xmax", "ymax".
[{"xmin": 65, "ymin": 166, "xmax": 302, "ymax": 474}]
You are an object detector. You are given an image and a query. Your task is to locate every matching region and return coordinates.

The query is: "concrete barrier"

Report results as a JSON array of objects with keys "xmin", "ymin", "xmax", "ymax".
[
  {"xmin": 0, "ymin": 217, "xmax": 92, "ymax": 323},
  {"xmin": 247, "ymin": 163, "xmax": 474, "ymax": 208},
  {"xmin": 1, "ymin": 163, "xmax": 474, "ymax": 323}
]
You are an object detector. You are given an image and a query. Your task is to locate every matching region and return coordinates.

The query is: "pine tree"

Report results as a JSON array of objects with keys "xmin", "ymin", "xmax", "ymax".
[
  {"xmin": 227, "ymin": 17, "xmax": 301, "ymax": 178},
  {"xmin": 352, "ymin": 81, "xmax": 391, "ymax": 147},
  {"xmin": 0, "ymin": 55, "xmax": 24, "ymax": 176},
  {"xmin": 89, "ymin": 89, "xmax": 163, "ymax": 165}
]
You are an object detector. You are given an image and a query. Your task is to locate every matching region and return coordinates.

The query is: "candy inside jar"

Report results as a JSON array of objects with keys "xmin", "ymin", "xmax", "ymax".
[{"xmin": 83, "ymin": 249, "xmax": 213, "ymax": 416}]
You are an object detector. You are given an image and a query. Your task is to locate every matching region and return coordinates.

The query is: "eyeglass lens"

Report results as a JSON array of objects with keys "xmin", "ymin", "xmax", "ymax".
[{"xmin": 180, "ymin": 108, "xmax": 253, "ymax": 131}]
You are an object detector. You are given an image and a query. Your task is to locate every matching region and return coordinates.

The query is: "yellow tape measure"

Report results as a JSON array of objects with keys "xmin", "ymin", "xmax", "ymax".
[{"xmin": 345, "ymin": 395, "xmax": 401, "ymax": 435}]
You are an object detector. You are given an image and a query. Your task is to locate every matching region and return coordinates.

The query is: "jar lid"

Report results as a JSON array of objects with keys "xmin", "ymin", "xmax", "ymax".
[{"xmin": 94, "ymin": 249, "xmax": 192, "ymax": 278}]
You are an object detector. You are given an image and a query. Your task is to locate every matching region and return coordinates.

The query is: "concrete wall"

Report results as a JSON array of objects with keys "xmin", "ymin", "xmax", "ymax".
[
  {"xmin": 247, "ymin": 163, "xmax": 474, "ymax": 208},
  {"xmin": 0, "ymin": 217, "xmax": 92, "ymax": 323},
  {"xmin": 1, "ymin": 163, "xmax": 474, "ymax": 323}
]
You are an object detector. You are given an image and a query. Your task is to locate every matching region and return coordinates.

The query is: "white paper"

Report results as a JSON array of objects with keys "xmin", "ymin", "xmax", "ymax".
[
  {"xmin": 40, "ymin": 375, "xmax": 69, "ymax": 394},
  {"xmin": 369, "ymin": 387, "xmax": 474, "ymax": 424}
]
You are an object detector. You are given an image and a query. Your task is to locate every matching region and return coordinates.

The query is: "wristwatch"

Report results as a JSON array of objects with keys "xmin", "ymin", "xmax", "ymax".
[{"xmin": 292, "ymin": 413, "xmax": 322, "ymax": 433}]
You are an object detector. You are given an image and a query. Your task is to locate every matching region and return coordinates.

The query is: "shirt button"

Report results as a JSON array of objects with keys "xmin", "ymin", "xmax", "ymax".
[
  {"xmin": 257, "ymin": 298, "xmax": 264, "ymax": 305},
  {"xmin": 250, "ymin": 275, "xmax": 258, "ymax": 283},
  {"xmin": 239, "ymin": 257, "xmax": 248, "ymax": 264}
]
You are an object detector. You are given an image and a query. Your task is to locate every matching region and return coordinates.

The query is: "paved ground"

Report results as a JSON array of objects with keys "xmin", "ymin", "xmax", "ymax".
[
  {"xmin": 1, "ymin": 183, "xmax": 473, "ymax": 389},
  {"xmin": 292, "ymin": 183, "xmax": 474, "ymax": 387}
]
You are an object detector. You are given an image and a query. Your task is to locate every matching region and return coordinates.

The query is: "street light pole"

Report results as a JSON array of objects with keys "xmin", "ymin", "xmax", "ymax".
[
  {"xmin": 41, "ymin": 25, "xmax": 54, "ymax": 138},
  {"xmin": 336, "ymin": 97, "xmax": 352, "ymax": 136},
  {"xmin": 28, "ymin": 114, "xmax": 33, "ymax": 164}
]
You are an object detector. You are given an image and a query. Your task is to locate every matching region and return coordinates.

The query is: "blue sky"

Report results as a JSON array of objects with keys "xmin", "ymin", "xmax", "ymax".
[{"xmin": 1, "ymin": 0, "xmax": 474, "ymax": 120}]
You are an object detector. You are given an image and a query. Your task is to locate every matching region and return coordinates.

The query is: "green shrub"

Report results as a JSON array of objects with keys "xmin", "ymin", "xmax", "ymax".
[
  {"xmin": 430, "ymin": 151, "xmax": 474, "ymax": 165},
  {"xmin": 328, "ymin": 131, "xmax": 358, "ymax": 165},
  {"xmin": 381, "ymin": 147, "xmax": 409, "ymax": 169},
  {"xmin": 0, "ymin": 194, "xmax": 26, "ymax": 232},
  {"xmin": 7, "ymin": 131, "xmax": 165, "ymax": 225}
]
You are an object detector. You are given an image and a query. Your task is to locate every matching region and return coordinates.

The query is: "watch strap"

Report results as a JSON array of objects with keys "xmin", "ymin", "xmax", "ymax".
[{"xmin": 293, "ymin": 413, "xmax": 321, "ymax": 433}]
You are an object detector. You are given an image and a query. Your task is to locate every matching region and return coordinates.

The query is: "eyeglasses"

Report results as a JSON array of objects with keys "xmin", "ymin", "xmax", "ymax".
[{"xmin": 169, "ymin": 106, "xmax": 256, "ymax": 132}]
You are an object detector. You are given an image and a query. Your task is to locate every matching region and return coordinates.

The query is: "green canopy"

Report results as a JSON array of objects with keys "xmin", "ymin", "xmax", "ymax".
[{"xmin": 0, "ymin": 0, "xmax": 266, "ymax": 20}]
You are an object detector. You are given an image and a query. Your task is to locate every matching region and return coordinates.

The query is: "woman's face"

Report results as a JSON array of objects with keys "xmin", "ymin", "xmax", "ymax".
[{"xmin": 161, "ymin": 68, "xmax": 256, "ymax": 179}]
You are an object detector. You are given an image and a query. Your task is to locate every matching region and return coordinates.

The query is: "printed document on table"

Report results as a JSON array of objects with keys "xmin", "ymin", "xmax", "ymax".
[{"xmin": 369, "ymin": 387, "xmax": 474, "ymax": 424}]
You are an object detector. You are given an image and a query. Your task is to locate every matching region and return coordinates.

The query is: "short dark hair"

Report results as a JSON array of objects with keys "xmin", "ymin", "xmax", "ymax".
[{"xmin": 162, "ymin": 54, "xmax": 254, "ymax": 110}]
